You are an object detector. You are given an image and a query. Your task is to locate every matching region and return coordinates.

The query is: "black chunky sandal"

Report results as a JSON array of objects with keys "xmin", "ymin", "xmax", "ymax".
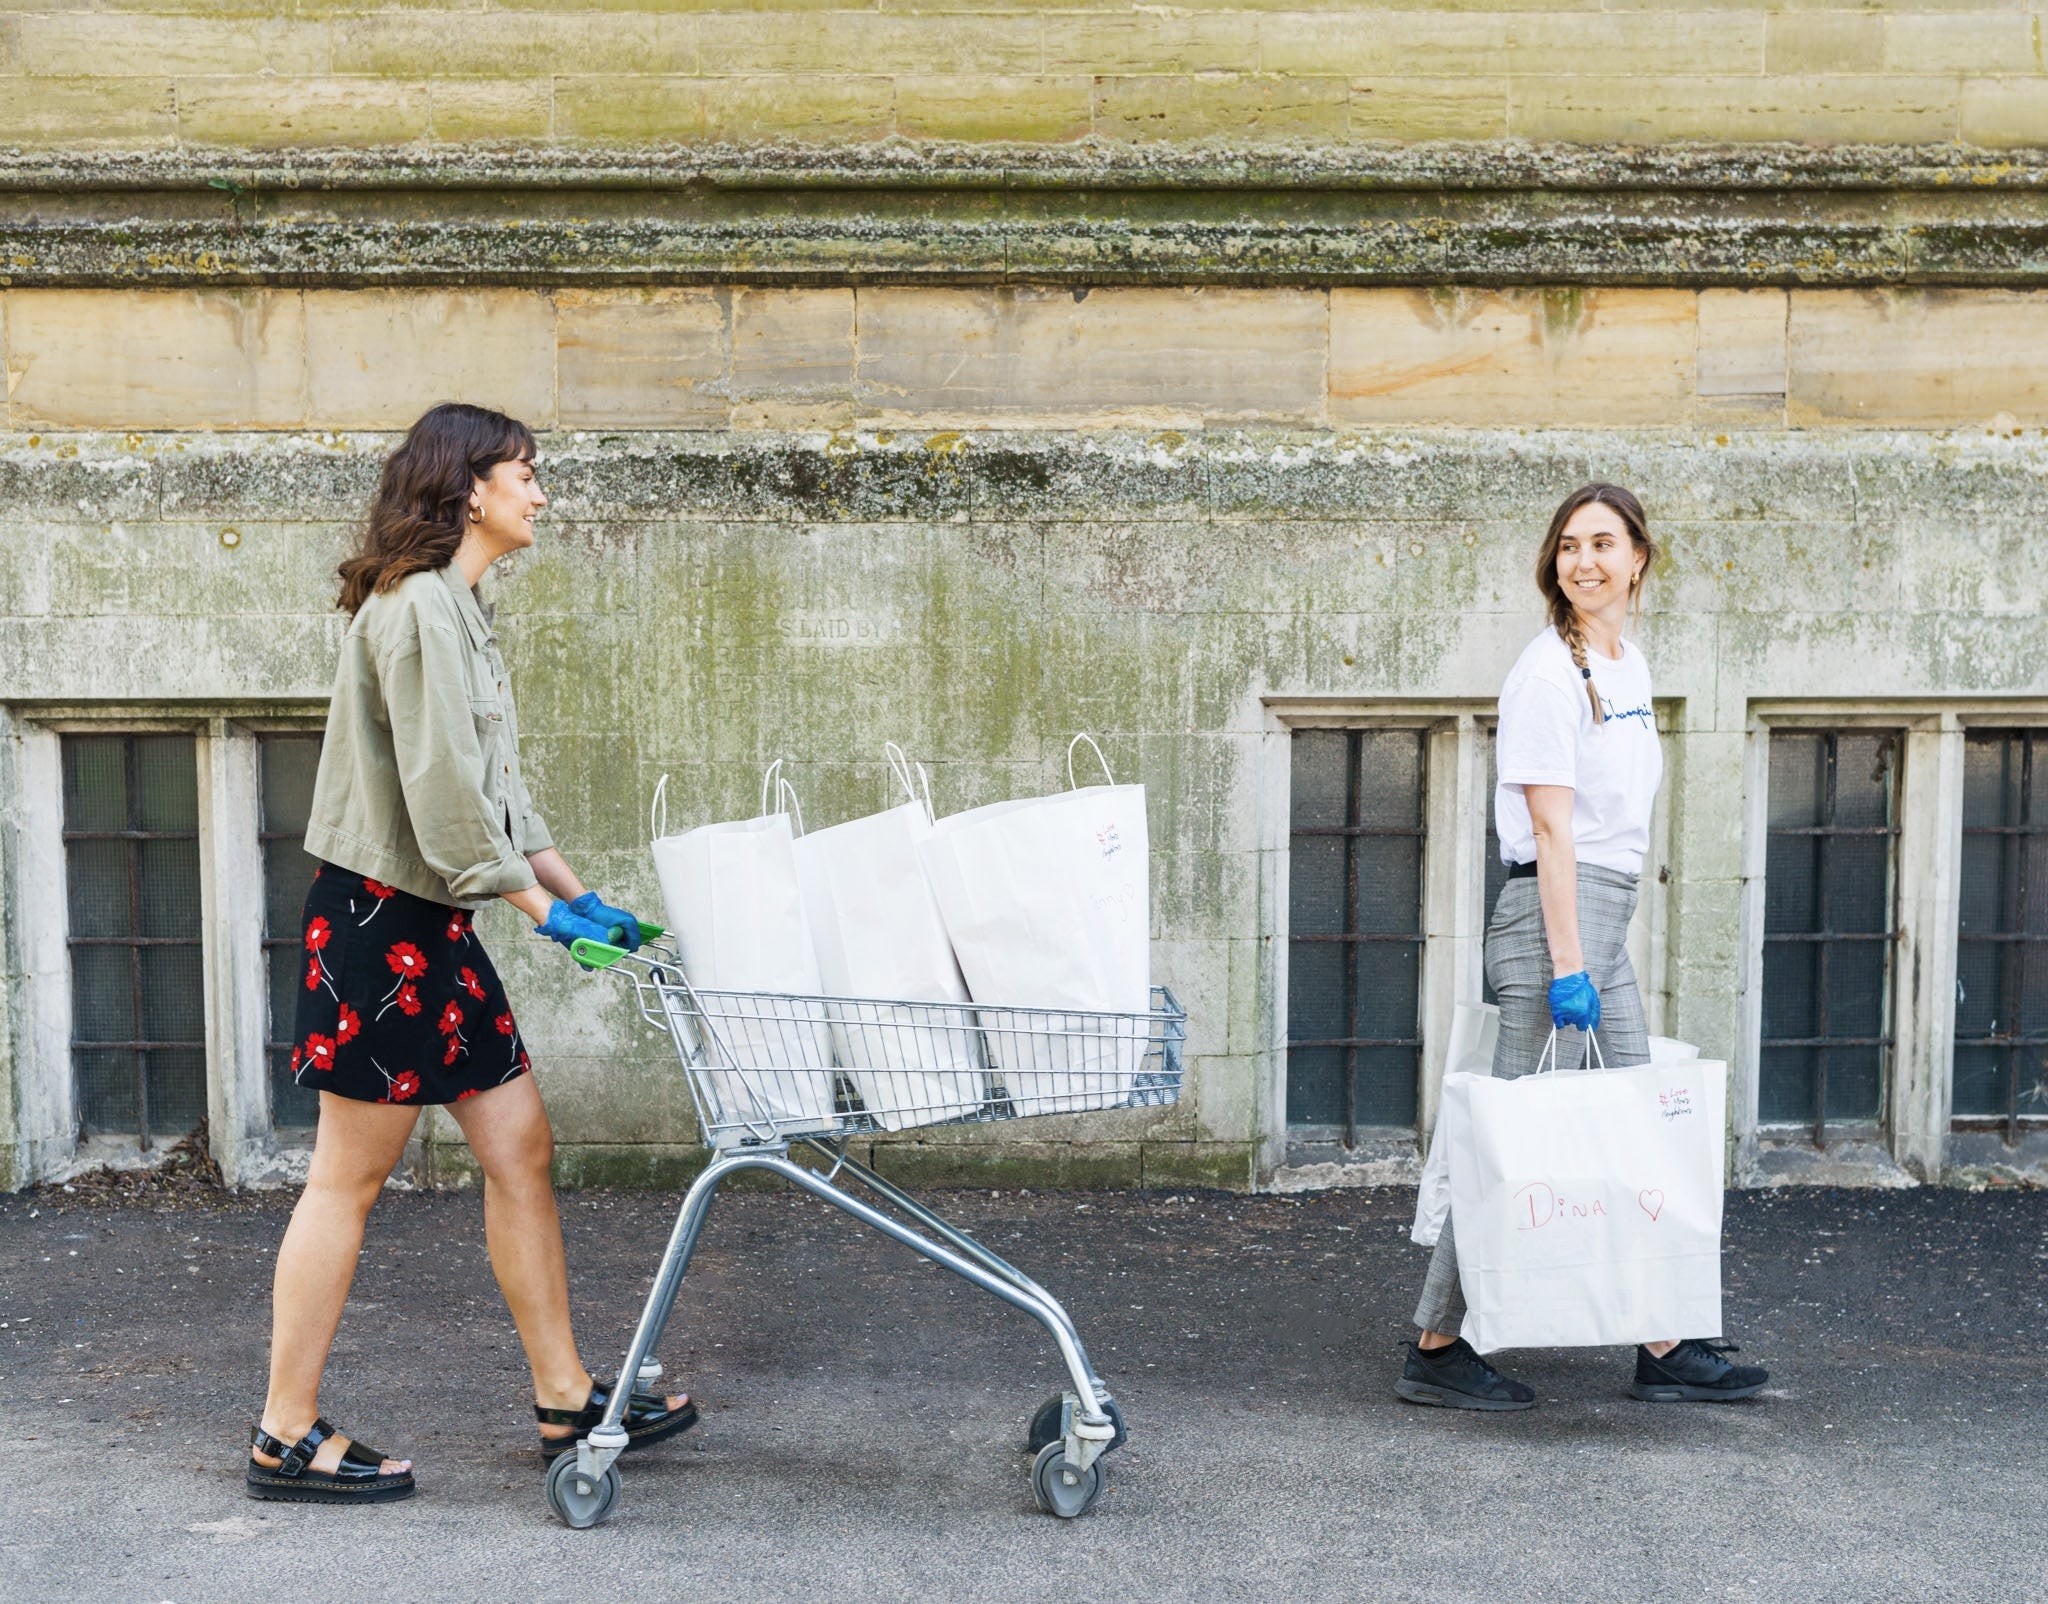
[
  {"xmin": 536, "ymin": 1377, "xmax": 699, "ymax": 1461},
  {"xmin": 246, "ymin": 1418, "xmax": 415, "ymax": 1504}
]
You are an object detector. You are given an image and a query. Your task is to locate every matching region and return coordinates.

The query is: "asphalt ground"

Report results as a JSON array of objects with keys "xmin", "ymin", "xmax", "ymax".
[{"xmin": 1, "ymin": 1177, "xmax": 2044, "ymax": 1604}]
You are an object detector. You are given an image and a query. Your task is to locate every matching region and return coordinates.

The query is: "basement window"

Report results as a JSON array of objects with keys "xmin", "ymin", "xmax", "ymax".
[
  {"xmin": 1287, "ymin": 728, "xmax": 1425, "ymax": 1140},
  {"xmin": 1759, "ymin": 730, "xmax": 1900, "ymax": 1142},
  {"xmin": 261, "ymin": 734, "xmax": 324, "ymax": 1132},
  {"xmin": 61, "ymin": 734, "xmax": 208, "ymax": 1149},
  {"xmin": 1954, "ymin": 730, "xmax": 2048, "ymax": 1142}
]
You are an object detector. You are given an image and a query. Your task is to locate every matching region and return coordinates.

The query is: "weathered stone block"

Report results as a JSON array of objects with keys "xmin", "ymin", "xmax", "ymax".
[
  {"xmin": 963, "ymin": 433, "xmax": 1207, "ymax": 523},
  {"xmin": 1347, "ymin": 77, "xmax": 1509, "ymax": 140},
  {"xmin": 1765, "ymin": 13, "xmax": 1882, "ymax": 75},
  {"xmin": 1261, "ymin": 10, "xmax": 1766, "ymax": 77},
  {"xmin": 1886, "ymin": 13, "xmax": 2034, "ymax": 73},
  {"xmin": 0, "ymin": 75, "xmax": 175, "ymax": 142},
  {"xmin": 8, "ymin": 290, "xmax": 306, "ymax": 430},
  {"xmin": 429, "ymin": 79, "xmax": 554, "ymax": 140},
  {"xmin": 156, "ymin": 433, "xmax": 382, "ymax": 521},
  {"xmin": 894, "ymin": 73, "xmax": 1091, "ymax": 142},
  {"xmin": 303, "ymin": 289, "xmax": 556, "ymax": 429},
  {"xmin": 857, "ymin": 287, "xmax": 1326, "ymax": 426},
  {"xmin": 731, "ymin": 288, "xmax": 855, "ymax": 426},
  {"xmin": 1511, "ymin": 73, "xmax": 1959, "ymax": 143},
  {"xmin": 176, "ymin": 77, "xmax": 431, "ymax": 146},
  {"xmin": 702, "ymin": 75, "xmax": 895, "ymax": 140},
  {"xmin": 1789, "ymin": 290, "xmax": 2048, "ymax": 427},
  {"xmin": 699, "ymin": 13, "xmax": 1040, "ymax": 75},
  {"xmin": 1329, "ymin": 289, "xmax": 1698, "ymax": 428},
  {"xmin": 556, "ymin": 288, "xmax": 728, "ymax": 429},
  {"xmin": 331, "ymin": 10, "xmax": 684, "ymax": 77},
  {"xmin": 554, "ymin": 75, "xmax": 705, "ymax": 140},
  {"xmin": 21, "ymin": 14, "xmax": 318, "ymax": 76},
  {"xmin": 1697, "ymin": 289, "xmax": 1787, "ymax": 399},
  {"xmin": 1043, "ymin": 12, "xmax": 1258, "ymax": 74},
  {"xmin": 1961, "ymin": 78, "xmax": 2048, "ymax": 148},
  {"xmin": 1093, "ymin": 71, "xmax": 1349, "ymax": 142}
]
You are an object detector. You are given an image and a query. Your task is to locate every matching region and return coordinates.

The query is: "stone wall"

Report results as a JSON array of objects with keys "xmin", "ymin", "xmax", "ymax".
[{"xmin": 0, "ymin": 2, "xmax": 2044, "ymax": 149}]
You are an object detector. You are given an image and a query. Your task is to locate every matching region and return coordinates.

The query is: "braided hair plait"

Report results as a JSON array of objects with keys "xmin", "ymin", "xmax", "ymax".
[{"xmin": 1560, "ymin": 607, "xmax": 1605, "ymax": 724}]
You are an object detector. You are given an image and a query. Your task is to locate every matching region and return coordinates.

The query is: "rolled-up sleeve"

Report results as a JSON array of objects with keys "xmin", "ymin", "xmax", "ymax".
[
  {"xmin": 511, "ymin": 763, "xmax": 553, "ymax": 856},
  {"xmin": 383, "ymin": 622, "xmax": 539, "ymax": 901}
]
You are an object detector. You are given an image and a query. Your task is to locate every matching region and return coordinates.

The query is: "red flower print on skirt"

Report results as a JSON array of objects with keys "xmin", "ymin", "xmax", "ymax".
[
  {"xmin": 369, "ymin": 1057, "xmax": 421, "ymax": 1103},
  {"xmin": 446, "ymin": 911, "xmax": 471, "ymax": 943},
  {"xmin": 495, "ymin": 1012, "xmax": 516, "ymax": 1037},
  {"xmin": 302, "ymin": 1033, "xmax": 337, "ymax": 1074},
  {"xmin": 460, "ymin": 967, "xmax": 486, "ymax": 1001},
  {"xmin": 289, "ymin": 1045, "xmax": 302, "ymax": 1076},
  {"xmin": 394, "ymin": 982, "xmax": 422, "ymax": 1018},
  {"xmin": 335, "ymin": 1002, "xmax": 361, "ymax": 1045},
  {"xmin": 376, "ymin": 942, "xmax": 427, "ymax": 1019},
  {"xmin": 303, "ymin": 917, "xmax": 339, "ymax": 998},
  {"xmin": 437, "ymin": 1000, "xmax": 464, "ymax": 1037},
  {"xmin": 356, "ymin": 877, "xmax": 397, "ymax": 925},
  {"xmin": 456, "ymin": 1087, "xmax": 480, "ymax": 1101}
]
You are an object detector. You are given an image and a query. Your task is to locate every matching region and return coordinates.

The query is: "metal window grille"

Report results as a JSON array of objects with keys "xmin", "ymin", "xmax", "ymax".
[
  {"xmin": 260, "ymin": 734, "xmax": 324, "ymax": 1129},
  {"xmin": 1481, "ymin": 725, "xmax": 1508, "ymax": 1007},
  {"xmin": 1954, "ymin": 730, "xmax": 2048, "ymax": 1143},
  {"xmin": 61, "ymin": 733, "xmax": 207, "ymax": 1148},
  {"xmin": 1759, "ymin": 730, "xmax": 1900, "ymax": 1145},
  {"xmin": 1286, "ymin": 728, "xmax": 1426, "ymax": 1141}
]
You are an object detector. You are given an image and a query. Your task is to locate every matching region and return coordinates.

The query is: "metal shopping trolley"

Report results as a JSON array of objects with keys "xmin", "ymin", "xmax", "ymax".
[{"xmin": 542, "ymin": 925, "xmax": 1186, "ymax": 1529}]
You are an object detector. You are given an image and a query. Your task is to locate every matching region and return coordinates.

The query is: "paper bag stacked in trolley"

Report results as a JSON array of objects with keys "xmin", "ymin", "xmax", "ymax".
[{"xmin": 647, "ymin": 736, "xmax": 1151, "ymax": 1132}]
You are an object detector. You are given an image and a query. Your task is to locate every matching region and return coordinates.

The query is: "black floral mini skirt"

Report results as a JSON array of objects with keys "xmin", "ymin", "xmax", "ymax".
[{"xmin": 290, "ymin": 863, "xmax": 529, "ymax": 1107}]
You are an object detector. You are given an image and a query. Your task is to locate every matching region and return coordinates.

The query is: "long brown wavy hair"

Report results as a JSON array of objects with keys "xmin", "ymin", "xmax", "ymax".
[
  {"xmin": 1534, "ymin": 483, "xmax": 1657, "ymax": 725},
  {"xmin": 335, "ymin": 402, "xmax": 537, "ymax": 615}
]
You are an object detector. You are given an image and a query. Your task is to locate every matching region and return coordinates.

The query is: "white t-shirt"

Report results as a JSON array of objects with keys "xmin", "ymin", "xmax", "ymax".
[{"xmin": 1494, "ymin": 627, "xmax": 1661, "ymax": 875}]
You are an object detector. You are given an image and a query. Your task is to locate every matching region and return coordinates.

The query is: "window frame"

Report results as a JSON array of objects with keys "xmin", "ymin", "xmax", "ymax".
[
  {"xmin": 1952, "ymin": 726, "xmax": 2048, "ymax": 1147},
  {"xmin": 4, "ymin": 706, "xmax": 327, "ymax": 1186}
]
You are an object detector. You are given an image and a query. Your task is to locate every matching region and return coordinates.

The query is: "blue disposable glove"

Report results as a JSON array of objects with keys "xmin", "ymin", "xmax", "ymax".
[
  {"xmin": 1548, "ymin": 970, "xmax": 1602, "ymax": 1033},
  {"xmin": 568, "ymin": 890, "xmax": 644, "ymax": 952},
  {"xmin": 536, "ymin": 899, "xmax": 615, "ymax": 966}
]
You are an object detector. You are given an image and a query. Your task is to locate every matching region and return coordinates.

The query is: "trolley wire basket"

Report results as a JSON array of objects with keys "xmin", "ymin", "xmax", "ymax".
[{"xmin": 541, "ymin": 926, "xmax": 1186, "ymax": 1529}]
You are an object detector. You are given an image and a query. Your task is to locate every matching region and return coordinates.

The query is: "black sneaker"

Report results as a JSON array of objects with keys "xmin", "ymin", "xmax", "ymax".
[
  {"xmin": 1394, "ymin": 1339, "xmax": 1537, "ymax": 1411},
  {"xmin": 1630, "ymin": 1339, "xmax": 1769, "ymax": 1402}
]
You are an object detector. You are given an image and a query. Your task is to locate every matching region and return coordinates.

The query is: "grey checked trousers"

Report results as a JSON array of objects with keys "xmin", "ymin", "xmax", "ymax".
[{"xmin": 1412, "ymin": 862, "xmax": 1650, "ymax": 1337}]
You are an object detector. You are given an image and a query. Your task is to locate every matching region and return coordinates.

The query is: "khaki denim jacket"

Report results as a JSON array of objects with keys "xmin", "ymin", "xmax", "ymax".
[{"xmin": 304, "ymin": 564, "xmax": 552, "ymax": 908}]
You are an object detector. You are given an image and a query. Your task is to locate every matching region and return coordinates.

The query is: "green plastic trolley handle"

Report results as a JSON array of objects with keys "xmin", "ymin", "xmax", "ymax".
[{"xmin": 569, "ymin": 917, "xmax": 664, "ymax": 970}]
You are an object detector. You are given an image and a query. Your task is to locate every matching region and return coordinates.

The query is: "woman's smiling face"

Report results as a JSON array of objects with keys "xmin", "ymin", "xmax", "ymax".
[
  {"xmin": 471, "ymin": 456, "xmax": 546, "ymax": 553},
  {"xmin": 1553, "ymin": 500, "xmax": 1645, "ymax": 623}
]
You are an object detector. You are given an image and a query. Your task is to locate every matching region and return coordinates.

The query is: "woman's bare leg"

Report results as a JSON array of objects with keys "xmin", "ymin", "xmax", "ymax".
[
  {"xmin": 448, "ymin": 1075, "xmax": 684, "ymax": 1437},
  {"xmin": 256, "ymin": 1092, "xmax": 420, "ymax": 1475}
]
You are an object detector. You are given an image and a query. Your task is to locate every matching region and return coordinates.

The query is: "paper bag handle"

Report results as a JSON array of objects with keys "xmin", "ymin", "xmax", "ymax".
[
  {"xmin": 650, "ymin": 774, "xmax": 669, "ymax": 843},
  {"xmin": 759, "ymin": 758, "xmax": 786, "ymax": 820},
  {"xmin": 775, "ymin": 775, "xmax": 805, "ymax": 838},
  {"xmin": 1535, "ymin": 1026, "xmax": 1607, "ymax": 1076},
  {"xmin": 1066, "ymin": 732, "xmax": 1115, "ymax": 791},
  {"xmin": 884, "ymin": 741, "xmax": 935, "ymax": 823}
]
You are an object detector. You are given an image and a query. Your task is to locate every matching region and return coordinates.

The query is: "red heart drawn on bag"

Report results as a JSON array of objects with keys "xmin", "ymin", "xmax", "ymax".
[{"xmin": 1638, "ymin": 1189, "xmax": 1665, "ymax": 1223}]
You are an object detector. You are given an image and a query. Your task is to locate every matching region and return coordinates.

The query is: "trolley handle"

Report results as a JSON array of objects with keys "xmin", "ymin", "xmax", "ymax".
[{"xmin": 570, "ymin": 917, "xmax": 666, "ymax": 971}]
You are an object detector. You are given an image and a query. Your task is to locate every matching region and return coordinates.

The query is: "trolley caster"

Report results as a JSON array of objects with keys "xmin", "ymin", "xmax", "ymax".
[
  {"xmin": 1026, "ymin": 1393, "xmax": 1126, "ymax": 1456},
  {"xmin": 545, "ymin": 1450, "xmax": 622, "ymax": 1530},
  {"xmin": 1030, "ymin": 1440, "xmax": 1104, "ymax": 1519}
]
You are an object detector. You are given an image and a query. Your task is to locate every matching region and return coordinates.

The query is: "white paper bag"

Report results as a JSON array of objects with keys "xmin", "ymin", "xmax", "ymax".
[
  {"xmin": 790, "ymin": 747, "xmax": 988, "ymax": 1132},
  {"xmin": 1410, "ymin": 1002, "xmax": 1499, "ymax": 1247},
  {"xmin": 917, "ymin": 736, "xmax": 1150, "ymax": 1116},
  {"xmin": 1444, "ymin": 1031, "xmax": 1727, "ymax": 1353},
  {"xmin": 648, "ymin": 767, "xmax": 837, "ymax": 1137}
]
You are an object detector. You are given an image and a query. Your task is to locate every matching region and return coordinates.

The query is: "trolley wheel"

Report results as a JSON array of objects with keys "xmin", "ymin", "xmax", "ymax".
[
  {"xmin": 545, "ymin": 1450, "xmax": 622, "ymax": 1530},
  {"xmin": 1030, "ymin": 1440, "xmax": 1104, "ymax": 1520},
  {"xmin": 1026, "ymin": 1393, "xmax": 1126, "ymax": 1455}
]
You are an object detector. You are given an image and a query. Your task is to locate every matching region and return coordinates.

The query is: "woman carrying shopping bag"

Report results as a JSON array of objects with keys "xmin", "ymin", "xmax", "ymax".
[
  {"xmin": 1396, "ymin": 483, "xmax": 1770, "ymax": 1411},
  {"xmin": 246, "ymin": 404, "xmax": 695, "ymax": 1504}
]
